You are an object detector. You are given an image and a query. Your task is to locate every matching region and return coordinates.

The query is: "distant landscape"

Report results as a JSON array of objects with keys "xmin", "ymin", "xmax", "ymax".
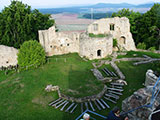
[{"xmin": 38, "ymin": 2, "xmax": 157, "ymax": 15}]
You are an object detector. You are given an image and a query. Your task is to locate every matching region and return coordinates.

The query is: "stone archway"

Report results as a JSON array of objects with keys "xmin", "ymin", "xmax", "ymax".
[
  {"xmin": 97, "ymin": 50, "xmax": 101, "ymax": 57},
  {"xmin": 119, "ymin": 36, "xmax": 126, "ymax": 44}
]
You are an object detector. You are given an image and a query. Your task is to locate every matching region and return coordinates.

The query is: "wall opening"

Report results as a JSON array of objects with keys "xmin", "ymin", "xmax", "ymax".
[
  {"xmin": 119, "ymin": 36, "xmax": 126, "ymax": 44},
  {"xmin": 110, "ymin": 24, "xmax": 115, "ymax": 31},
  {"xmin": 97, "ymin": 50, "xmax": 101, "ymax": 57},
  {"xmin": 67, "ymin": 43, "xmax": 70, "ymax": 46},
  {"xmin": 93, "ymin": 24, "xmax": 98, "ymax": 31}
]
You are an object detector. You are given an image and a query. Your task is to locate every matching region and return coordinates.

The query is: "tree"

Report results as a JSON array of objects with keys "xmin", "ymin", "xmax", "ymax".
[
  {"xmin": 0, "ymin": 1, "xmax": 54, "ymax": 48},
  {"xmin": 135, "ymin": 4, "xmax": 160, "ymax": 50},
  {"xmin": 17, "ymin": 40, "xmax": 46, "ymax": 70}
]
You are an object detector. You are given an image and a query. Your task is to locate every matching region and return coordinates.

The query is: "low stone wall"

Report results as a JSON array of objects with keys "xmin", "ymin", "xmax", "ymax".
[
  {"xmin": 116, "ymin": 57, "xmax": 150, "ymax": 62},
  {"xmin": 145, "ymin": 70, "xmax": 158, "ymax": 87},
  {"xmin": 111, "ymin": 61, "xmax": 125, "ymax": 79},
  {"xmin": 91, "ymin": 68, "xmax": 104, "ymax": 80},
  {"xmin": 59, "ymin": 85, "xmax": 107, "ymax": 103},
  {"xmin": 0, "ymin": 45, "xmax": 18, "ymax": 68},
  {"xmin": 133, "ymin": 59, "xmax": 160, "ymax": 65}
]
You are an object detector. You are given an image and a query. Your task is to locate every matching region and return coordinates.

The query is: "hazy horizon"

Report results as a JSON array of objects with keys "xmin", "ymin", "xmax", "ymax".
[{"xmin": 1, "ymin": 0, "xmax": 160, "ymax": 10}]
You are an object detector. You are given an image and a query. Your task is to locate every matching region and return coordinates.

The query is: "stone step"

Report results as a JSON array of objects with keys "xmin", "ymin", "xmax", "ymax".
[
  {"xmin": 104, "ymin": 96, "xmax": 116, "ymax": 104},
  {"xmin": 49, "ymin": 98, "xmax": 61, "ymax": 106},
  {"xmin": 60, "ymin": 101, "xmax": 69, "ymax": 111},
  {"xmin": 70, "ymin": 104, "xmax": 78, "ymax": 114},
  {"xmin": 108, "ymin": 90, "xmax": 123, "ymax": 96},
  {"xmin": 96, "ymin": 99, "xmax": 105, "ymax": 109},
  {"xmin": 100, "ymin": 99, "xmax": 110, "ymax": 108},
  {"xmin": 65, "ymin": 103, "xmax": 75, "ymax": 112},
  {"xmin": 93, "ymin": 100, "xmax": 101, "ymax": 111}
]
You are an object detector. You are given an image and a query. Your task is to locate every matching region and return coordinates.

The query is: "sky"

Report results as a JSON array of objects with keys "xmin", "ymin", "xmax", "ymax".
[{"xmin": 1, "ymin": 0, "xmax": 160, "ymax": 9}]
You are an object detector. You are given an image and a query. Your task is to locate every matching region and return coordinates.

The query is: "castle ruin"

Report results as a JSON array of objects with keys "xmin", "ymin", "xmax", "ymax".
[{"xmin": 39, "ymin": 17, "xmax": 136, "ymax": 60}]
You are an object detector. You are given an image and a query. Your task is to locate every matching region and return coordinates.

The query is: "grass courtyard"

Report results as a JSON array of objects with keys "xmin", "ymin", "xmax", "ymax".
[{"xmin": 0, "ymin": 51, "xmax": 159, "ymax": 120}]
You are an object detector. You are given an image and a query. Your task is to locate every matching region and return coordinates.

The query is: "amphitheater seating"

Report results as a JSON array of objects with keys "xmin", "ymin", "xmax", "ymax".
[{"xmin": 48, "ymin": 82, "xmax": 124, "ymax": 114}]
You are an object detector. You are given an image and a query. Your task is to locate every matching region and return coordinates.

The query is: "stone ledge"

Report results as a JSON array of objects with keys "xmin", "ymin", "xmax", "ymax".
[{"xmin": 59, "ymin": 85, "xmax": 107, "ymax": 103}]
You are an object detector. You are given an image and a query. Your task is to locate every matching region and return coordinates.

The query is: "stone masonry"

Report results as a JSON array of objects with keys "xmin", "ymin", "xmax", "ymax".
[
  {"xmin": 39, "ymin": 17, "xmax": 136, "ymax": 60},
  {"xmin": 88, "ymin": 17, "xmax": 136, "ymax": 51},
  {"xmin": 0, "ymin": 45, "xmax": 18, "ymax": 68}
]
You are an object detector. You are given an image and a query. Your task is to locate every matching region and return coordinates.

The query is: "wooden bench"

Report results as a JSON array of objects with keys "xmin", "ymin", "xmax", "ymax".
[
  {"xmin": 105, "ymin": 93, "xmax": 119, "ymax": 100},
  {"xmin": 65, "ymin": 103, "xmax": 75, "ymax": 112},
  {"xmin": 96, "ymin": 99, "xmax": 105, "ymax": 109},
  {"xmin": 107, "ymin": 87, "xmax": 123, "ymax": 92},
  {"xmin": 104, "ymin": 96, "xmax": 116, "ymax": 104},
  {"xmin": 60, "ymin": 101, "xmax": 69, "ymax": 111},
  {"xmin": 93, "ymin": 100, "xmax": 101, "ymax": 111},
  {"xmin": 49, "ymin": 98, "xmax": 61, "ymax": 106},
  {"xmin": 100, "ymin": 99, "xmax": 110, "ymax": 108},
  {"xmin": 70, "ymin": 104, "xmax": 78, "ymax": 113},
  {"xmin": 108, "ymin": 90, "xmax": 123, "ymax": 96},
  {"xmin": 89, "ymin": 101, "xmax": 95, "ymax": 111}
]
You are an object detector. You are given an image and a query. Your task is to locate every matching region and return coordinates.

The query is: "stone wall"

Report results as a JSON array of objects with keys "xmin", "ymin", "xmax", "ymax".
[
  {"xmin": 79, "ymin": 33, "xmax": 113, "ymax": 60},
  {"xmin": 145, "ymin": 70, "xmax": 158, "ymax": 87},
  {"xmin": 122, "ymin": 70, "xmax": 160, "ymax": 120},
  {"xmin": 39, "ymin": 26, "xmax": 79, "ymax": 56},
  {"xmin": 87, "ymin": 17, "xmax": 136, "ymax": 51},
  {"xmin": 0, "ymin": 45, "xmax": 18, "ymax": 67},
  {"xmin": 38, "ymin": 17, "xmax": 136, "ymax": 59}
]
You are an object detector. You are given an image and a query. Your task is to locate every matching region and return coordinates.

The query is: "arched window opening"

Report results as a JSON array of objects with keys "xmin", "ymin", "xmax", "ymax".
[
  {"xmin": 97, "ymin": 50, "xmax": 101, "ymax": 57},
  {"xmin": 119, "ymin": 36, "xmax": 126, "ymax": 44}
]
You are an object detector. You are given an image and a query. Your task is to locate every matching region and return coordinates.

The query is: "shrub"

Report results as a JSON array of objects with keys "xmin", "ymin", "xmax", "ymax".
[
  {"xmin": 137, "ymin": 42, "xmax": 146, "ymax": 49},
  {"xmin": 18, "ymin": 40, "xmax": 46, "ymax": 70},
  {"xmin": 113, "ymin": 38, "xmax": 118, "ymax": 47},
  {"xmin": 89, "ymin": 33, "xmax": 108, "ymax": 38},
  {"xmin": 148, "ymin": 47, "xmax": 156, "ymax": 52}
]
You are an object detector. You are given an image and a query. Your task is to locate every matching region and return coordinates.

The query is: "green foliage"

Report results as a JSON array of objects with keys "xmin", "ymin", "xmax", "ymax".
[
  {"xmin": 17, "ymin": 40, "xmax": 46, "ymax": 70},
  {"xmin": 0, "ymin": 1, "xmax": 54, "ymax": 48},
  {"xmin": 113, "ymin": 38, "xmax": 118, "ymax": 47},
  {"xmin": 137, "ymin": 42, "xmax": 146, "ymax": 49},
  {"xmin": 89, "ymin": 33, "xmax": 108, "ymax": 38},
  {"xmin": 148, "ymin": 46, "xmax": 156, "ymax": 51},
  {"xmin": 0, "ymin": 54, "xmax": 159, "ymax": 119},
  {"xmin": 135, "ymin": 4, "xmax": 160, "ymax": 50}
]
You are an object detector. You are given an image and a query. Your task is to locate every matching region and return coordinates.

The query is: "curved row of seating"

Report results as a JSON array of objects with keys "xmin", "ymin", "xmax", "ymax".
[{"xmin": 49, "ymin": 82, "xmax": 124, "ymax": 114}]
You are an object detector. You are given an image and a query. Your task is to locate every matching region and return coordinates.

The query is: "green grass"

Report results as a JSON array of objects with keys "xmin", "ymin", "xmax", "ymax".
[
  {"xmin": 89, "ymin": 33, "xmax": 108, "ymax": 38},
  {"xmin": 0, "ymin": 53, "xmax": 159, "ymax": 120},
  {"xmin": 0, "ymin": 53, "xmax": 104, "ymax": 120},
  {"xmin": 117, "ymin": 50, "xmax": 160, "ymax": 59}
]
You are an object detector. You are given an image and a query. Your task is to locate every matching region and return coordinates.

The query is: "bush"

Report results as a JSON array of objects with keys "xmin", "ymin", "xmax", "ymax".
[
  {"xmin": 137, "ymin": 42, "xmax": 146, "ymax": 49},
  {"xmin": 18, "ymin": 40, "xmax": 46, "ymax": 70},
  {"xmin": 148, "ymin": 47, "xmax": 156, "ymax": 52},
  {"xmin": 113, "ymin": 38, "xmax": 118, "ymax": 47},
  {"xmin": 89, "ymin": 33, "xmax": 108, "ymax": 38}
]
